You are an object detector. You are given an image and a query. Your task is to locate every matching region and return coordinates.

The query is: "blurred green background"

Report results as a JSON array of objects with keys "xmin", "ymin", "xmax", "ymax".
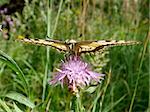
[{"xmin": 0, "ymin": 0, "xmax": 149, "ymax": 112}]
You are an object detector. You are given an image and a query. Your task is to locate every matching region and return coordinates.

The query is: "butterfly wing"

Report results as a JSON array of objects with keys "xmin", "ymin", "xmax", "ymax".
[
  {"xmin": 17, "ymin": 36, "xmax": 68, "ymax": 51},
  {"xmin": 77, "ymin": 40, "xmax": 141, "ymax": 54}
]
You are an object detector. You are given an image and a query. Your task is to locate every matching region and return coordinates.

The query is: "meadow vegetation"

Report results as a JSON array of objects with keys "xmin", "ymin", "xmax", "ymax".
[{"xmin": 0, "ymin": 0, "xmax": 149, "ymax": 111}]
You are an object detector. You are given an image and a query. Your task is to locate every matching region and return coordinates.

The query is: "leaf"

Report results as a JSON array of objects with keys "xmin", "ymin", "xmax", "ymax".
[
  {"xmin": 13, "ymin": 102, "xmax": 23, "ymax": 112},
  {"xmin": 0, "ymin": 50, "xmax": 29, "ymax": 94},
  {"xmin": 5, "ymin": 92, "xmax": 35, "ymax": 109},
  {"xmin": 85, "ymin": 86, "xmax": 97, "ymax": 94},
  {"xmin": 0, "ymin": 99, "xmax": 12, "ymax": 112}
]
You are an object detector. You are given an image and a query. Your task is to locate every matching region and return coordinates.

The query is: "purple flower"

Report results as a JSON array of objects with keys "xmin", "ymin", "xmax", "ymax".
[
  {"xmin": 0, "ymin": 8, "xmax": 7, "ymax": 14},
  {"xmin": 4, "ymin": 8, "xmax": 8, "ymax": 13},
  {"xmin": 50, "ymin": 55, "xmax": 105, "ymax": 92},
  {"xmin": 0, "ymin": 10, "xmax": 4, "ymax": 14},
  {"xmin": 9, "ymin": 21, "xmax": 14, "ymax": 26}
]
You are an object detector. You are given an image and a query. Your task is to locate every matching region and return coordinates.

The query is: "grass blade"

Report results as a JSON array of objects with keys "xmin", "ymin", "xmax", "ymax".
[
  {"xmin": 129, "ymin": 32, "xmax": 149, "ymax": 112},
  {"xmin": 103, "ymin": 94, "xmax": 127, "ymax": 112},
  {"xmin": 0, "ymin": 99, "xmax": 12, "ymax": 112},
  {"xmin": 13, "ymin": 102, "xmax": 23, "ymax": 112},
  {"xmin": 5, "ymin": 92, "xmax": 35, "ymax": 109},
  {"xmin": 0, "ymin": 50, "xmax": 29, "ymax": 95}
]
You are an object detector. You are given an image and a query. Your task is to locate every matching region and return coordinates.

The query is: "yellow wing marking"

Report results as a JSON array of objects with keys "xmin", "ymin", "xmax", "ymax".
[
  {"xmin": 78, "ymin": 40, "xmax": 141, "ymax": 53},
  {"xmin": 17, "ymin": 35, "xmax": 68, "ymax": 51}
]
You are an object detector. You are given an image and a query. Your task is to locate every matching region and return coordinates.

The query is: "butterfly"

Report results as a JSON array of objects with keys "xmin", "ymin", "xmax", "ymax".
[{"xmin": 17, "ymin": 35, "xmax": 141, "ymax": 56}]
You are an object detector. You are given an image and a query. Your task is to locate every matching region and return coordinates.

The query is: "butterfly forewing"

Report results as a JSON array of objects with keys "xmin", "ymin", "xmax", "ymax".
[
  {"xmin": 78, "ymin": 40, "xmax": 141, "ymax": 54},
  {"xmin": 96, "ymin": 40, "xmax": 141, "ymax": 48},
  {"xmin": 18, "ymin": 37, "xmax": 68, "ymax": 51}
]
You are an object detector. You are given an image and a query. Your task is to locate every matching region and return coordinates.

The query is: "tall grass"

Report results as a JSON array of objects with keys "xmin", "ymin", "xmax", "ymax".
[{"xmin": 0, "ymin": 0, "xmax": 149, "ymax": 111}]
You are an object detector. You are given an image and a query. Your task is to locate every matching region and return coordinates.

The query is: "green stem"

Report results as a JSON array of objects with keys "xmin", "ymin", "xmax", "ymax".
[
  {"xmin": 42, "ymin": 0, "xmax": 52, "ymax": 101},
  {"xmin": 129, "ymin": 32, "xmax": 149, "ymax": 112},
  {"xmin": 76, "ymin": 92, "xmax": 84, "ymax": 112},
  {"xmin": 76, "ymin": 93, "xmax": 80, "ymax": 112},
  {"xmin": 51, "ymin": 0, "xmax": 63, "ymax": 37},
  {"xmin": 42, "ymin": 0, "xmax": 63, "ymax": 102},
  {"xmin": 149, "ymin": 36, "xmax": 150, "ymax": 112},
  {"xmin": 99, "ymin": 69, "xmax": 111, "ymax": 112}
]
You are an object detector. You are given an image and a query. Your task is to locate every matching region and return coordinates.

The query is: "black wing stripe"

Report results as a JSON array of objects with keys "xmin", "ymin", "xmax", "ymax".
[
  {"xmin": 18, "ymin": 38, "xmax": 68, "ymax": 51},
  {"xmin": 79, "ymin": 40, "xmax": 141, "ymax": 54}
]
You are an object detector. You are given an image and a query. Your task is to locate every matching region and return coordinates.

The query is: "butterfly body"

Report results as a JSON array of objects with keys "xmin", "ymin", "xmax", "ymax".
[{"xmin": 17, "ymin": 36, "xmax": 141, "ymax": 56}]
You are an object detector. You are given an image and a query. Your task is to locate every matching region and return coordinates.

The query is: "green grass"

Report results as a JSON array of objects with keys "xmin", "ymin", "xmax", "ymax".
[{"xmin": 0, "ymin": 0, "xmax": 149, "ymax": 111}]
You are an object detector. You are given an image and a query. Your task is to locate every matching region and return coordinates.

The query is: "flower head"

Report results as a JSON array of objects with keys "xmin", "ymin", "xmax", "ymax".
[{"xmin": 50, "ymin": 55, "xmax": 105, "ymax": 92}]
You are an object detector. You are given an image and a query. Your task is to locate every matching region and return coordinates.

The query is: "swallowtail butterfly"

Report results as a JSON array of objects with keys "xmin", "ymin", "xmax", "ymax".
[{"xmin": 17, "ymin": 35, "xmax": 141, "ymax": 56}]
